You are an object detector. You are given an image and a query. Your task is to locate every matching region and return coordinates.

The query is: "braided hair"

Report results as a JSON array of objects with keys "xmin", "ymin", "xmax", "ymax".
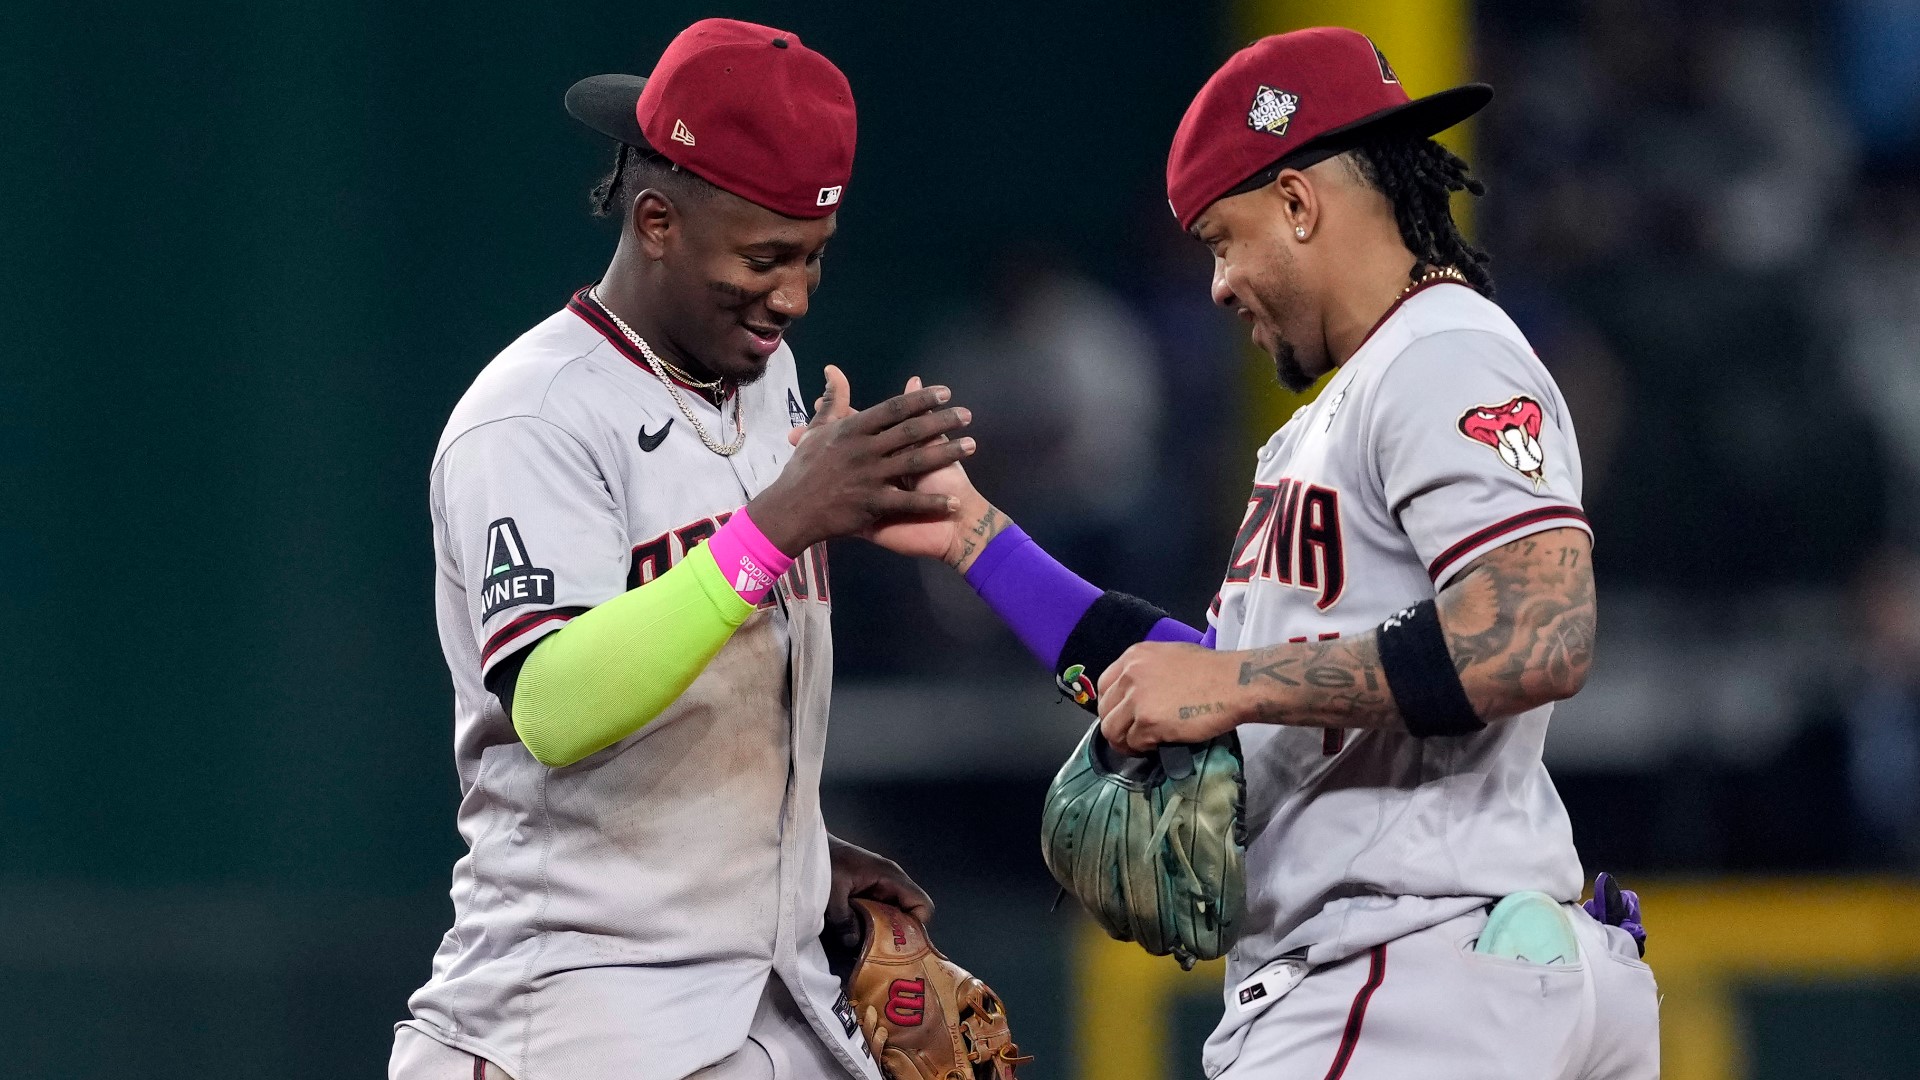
[
  {"xmin": 589, "ymin": 143, "xmax": 717, "ymax": 218},
  {"xmin": 1345, "ymin": 135, "xmax": 1493, "ymax": 297}
]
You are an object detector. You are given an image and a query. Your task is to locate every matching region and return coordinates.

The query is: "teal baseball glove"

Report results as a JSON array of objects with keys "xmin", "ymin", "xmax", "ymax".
[{"xmin": 1040, "ymin": 722, "xmax": 1246, "ymax": 969}]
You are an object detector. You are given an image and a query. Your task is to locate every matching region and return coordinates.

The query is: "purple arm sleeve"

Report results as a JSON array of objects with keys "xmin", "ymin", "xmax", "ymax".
[{"xmin": 963, "ymin": 523, "xmax": 1209, "ymax": 669}]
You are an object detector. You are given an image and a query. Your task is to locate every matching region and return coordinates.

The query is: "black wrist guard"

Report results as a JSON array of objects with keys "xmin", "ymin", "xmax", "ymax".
[
  {"xmin": 1376, "ymin": 599, "xmax": 1485, "ymax": 738},
  {"xmin": 1056, "ymin": 591, "xmax": 1169, "ymax": 713}
]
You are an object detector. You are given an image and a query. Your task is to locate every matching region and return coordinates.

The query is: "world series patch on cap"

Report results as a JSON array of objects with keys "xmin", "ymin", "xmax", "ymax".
[
  {"xmin": 1166, "ymin": 26, "xmax": 1492, "ymax": 229},
  {"xmin": 565, "ymin": 18, "xmax": 856, "ymax": 219}
]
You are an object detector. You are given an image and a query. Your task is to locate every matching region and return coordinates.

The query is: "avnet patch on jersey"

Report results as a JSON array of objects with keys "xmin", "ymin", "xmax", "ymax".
[{"xmin": 480, "ymin": 518, "xmax": 555, "ymax": 619}]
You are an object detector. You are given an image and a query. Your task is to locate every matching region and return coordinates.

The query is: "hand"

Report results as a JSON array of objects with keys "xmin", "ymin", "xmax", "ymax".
[
  {"xmin": 1097, "ymin": 641, "xmax": 1244, "ymax": 755},
  {"xmin": 797, "ymin": 375, "xmax": 1006, "ymax": 566},
  {"xmin": 750, "ymin": 365, "xmax": 976, "ymax": 555},
  {"xmin": 869, "ymin": 377, "xmax": 1004, "ymax": 563},
  {"xmin": 825, "ymin": 835, "xmax": 935, "ymax": 949}
]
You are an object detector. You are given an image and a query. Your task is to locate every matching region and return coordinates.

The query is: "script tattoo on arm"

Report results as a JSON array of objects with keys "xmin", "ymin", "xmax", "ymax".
[
  {"xmin": 1234, "ymin": 635, "xmax": 1393, "ymax": 728},
  {"xmin": 1229, "ymin": 527, "xmax": 1596, "ymax": 730},
  {"xmin": 946, "ymin": 503, "xmax": 1007, "ymax": 572}
]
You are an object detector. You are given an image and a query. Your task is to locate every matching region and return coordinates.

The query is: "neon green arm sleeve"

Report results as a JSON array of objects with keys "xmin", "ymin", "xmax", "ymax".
[{"xmin": 511, "ymin": 542, "xmax": 754, "ymax": 767}]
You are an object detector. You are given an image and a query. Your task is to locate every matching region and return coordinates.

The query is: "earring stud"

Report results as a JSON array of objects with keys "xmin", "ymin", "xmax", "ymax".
[{"xmin": 1295, "ymin": 227, "xmax": 1306, "ymax": 239}]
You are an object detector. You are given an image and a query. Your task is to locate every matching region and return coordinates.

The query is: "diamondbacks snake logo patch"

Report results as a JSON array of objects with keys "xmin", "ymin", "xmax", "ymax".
[{"xmin": 1458, "ymin": 396, "xmax": 1548, "ymax": 489}]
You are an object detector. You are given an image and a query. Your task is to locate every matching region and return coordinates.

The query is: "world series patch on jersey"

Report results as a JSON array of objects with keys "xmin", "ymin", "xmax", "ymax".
[{"xmin": 1201, "ymin": 279, "xmax": 1591, "ymax": 1074}]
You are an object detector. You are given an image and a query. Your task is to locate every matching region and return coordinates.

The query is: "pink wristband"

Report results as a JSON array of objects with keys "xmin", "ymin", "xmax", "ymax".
[{"xmin": 706, "ymin": 508, "xmax": 795, "ymax": 606}]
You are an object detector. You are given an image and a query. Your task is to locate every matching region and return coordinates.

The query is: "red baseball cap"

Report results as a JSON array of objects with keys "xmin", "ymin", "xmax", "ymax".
[
  {"xmin": 565, "ymin": 18, "xmax": 856, "ymax": 220},
  {"xmin": 1166, "ymin": 27, "xmax": 1490, "ymax": 229}
]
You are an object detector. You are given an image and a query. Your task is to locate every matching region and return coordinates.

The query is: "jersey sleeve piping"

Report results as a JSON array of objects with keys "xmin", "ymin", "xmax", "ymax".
[
  {"xmin": 482, "ymin": 606, "xmax": 590, "ymax": 667},
  {"xmin": 1426, "ymin": 505, "xmax": 1591, "ymax": 585}
]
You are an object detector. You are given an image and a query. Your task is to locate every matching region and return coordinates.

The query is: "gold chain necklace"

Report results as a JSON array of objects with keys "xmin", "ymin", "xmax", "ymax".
[
  {"xmin": 589, "ymin": 287, "xmax": 746, "ymax": 457},
  {"xmin": 1398, "ymin": 264, "xmax": 1468, "ymax": 300}
]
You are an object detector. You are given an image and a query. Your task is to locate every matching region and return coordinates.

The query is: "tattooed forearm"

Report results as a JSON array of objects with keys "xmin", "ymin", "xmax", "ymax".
[
  {"xmin": 946, "ymin": 504, "xmax": 1006, "ymax": 571},
  {"xmin": 1227, "ymin": 527, "xmax": 1595, "ymax": 731},
  {"xmin": 1234, "ymin": 634, "xmax": 1396, "ymax": 728}
]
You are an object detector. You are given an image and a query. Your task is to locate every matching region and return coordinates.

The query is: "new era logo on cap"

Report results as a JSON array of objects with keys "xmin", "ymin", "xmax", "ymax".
[{"xmin": 671, "ymin": 118, "xmax": 696, "ymax": 146}]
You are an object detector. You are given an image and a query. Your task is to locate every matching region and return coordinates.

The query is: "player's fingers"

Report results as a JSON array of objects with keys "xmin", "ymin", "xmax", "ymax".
[
  {"xmin": 894, "ymin": 880, "xmax": 936, "ymax": 924},
  {"xmin": 883, "ymin": 436, "xmax": 976, "ymax": 478},
  {"xmin": 850, "ymin": 385, "xmax": 951, "ymax": 434},
  {"xmin": 1119, "ymin": 713, "xmax": 1157, "ymax": 755},
  {"xmin": 905, "ymin": 374, "xmax": 922, "ymax": 394},
  {"xmin": 872, "ymin": 406, "xmax": 972, "ymax": 455},
  {"xmin": 1099, "ymin": 695, "xmax": 1136, "ymax": 753},
  {"xmin": 862, "ymin": 870, "xmax": 936, "ymax": 924},
  {"xmin": 809, "ymin": 364, "xmax": 856, "ymax": 430},
  {"xmin": 1128, "ymin": 721, "xmax": 1161, "ymax": 754},
  {"xmin": 823, "ymin": 886, "xmax": 857, "ymax": 947},
  {"xmin": 869, "ymin": 488, "xmax": 958, "ymax": 519}
]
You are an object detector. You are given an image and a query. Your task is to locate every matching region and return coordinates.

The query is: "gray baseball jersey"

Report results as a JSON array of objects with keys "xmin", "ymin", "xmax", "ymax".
[
  {"xmin": 399, "ymin": 288, "xmax": 876, "ymax": 1080},
  {"xmin": 1203, "ymin": 281, "xmax": 1591, "ymax": 1069}
]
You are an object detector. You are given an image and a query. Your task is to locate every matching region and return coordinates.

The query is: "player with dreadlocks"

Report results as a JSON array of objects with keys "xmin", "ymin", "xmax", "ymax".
[
  {"xmin": 845, "ymin": 27, "xmax": 1661, "ymax": 1079},
  {"xmin": 1348, "ymin": 138, "xmax": 1493, "ymax": 293}
]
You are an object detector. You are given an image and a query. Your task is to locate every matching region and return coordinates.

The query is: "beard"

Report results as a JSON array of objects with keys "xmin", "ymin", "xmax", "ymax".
[
  {"xmin": 1247, "ymin": 253, "xmax": 1321, "ymax": 391},
  {"xmin": 1273, "ymin": 340, "xmax": 1316, "ymax": 392}
]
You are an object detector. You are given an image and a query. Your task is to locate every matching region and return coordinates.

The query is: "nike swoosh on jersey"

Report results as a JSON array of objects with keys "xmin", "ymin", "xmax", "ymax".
[{"xmin": 638, "ymin": 419, "xmax": 674, "ymax": 452}]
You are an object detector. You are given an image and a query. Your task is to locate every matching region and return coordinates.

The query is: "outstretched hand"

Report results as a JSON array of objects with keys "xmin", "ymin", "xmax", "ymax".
[
  {"xmin": 746, "ymin": 365, "xmax": 975, "ymax": 556},
  {"xmin": 791, "ymin": 370, "xmax": 986, "ymax": 562}
]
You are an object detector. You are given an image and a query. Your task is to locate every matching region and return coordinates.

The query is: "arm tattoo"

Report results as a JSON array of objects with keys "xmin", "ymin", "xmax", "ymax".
[
  {"xmin": 1230, "ymin": 527, "xmax": 1596, "ymax": 731},
  {"xmin": 1235, "ymin": 635, "xmax": 1392, "ymax": 728},
  {"xmin": 1441, "ymin": 527, "xmax": 1595, "ymax": 721},
  {"xmin": 947, "ymin": 505, "xmax": 1004, "ymax": 570}
]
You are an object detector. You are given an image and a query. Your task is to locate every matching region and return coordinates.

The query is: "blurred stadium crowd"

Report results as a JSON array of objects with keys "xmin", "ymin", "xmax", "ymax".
[{"xmin": 831, "ymin": 0, "xmax": 1920, "ymax": 874}]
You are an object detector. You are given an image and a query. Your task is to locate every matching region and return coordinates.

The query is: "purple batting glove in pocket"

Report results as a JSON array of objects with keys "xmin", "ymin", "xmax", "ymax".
[{"xmin": 1582, "ymin": 871, "xmax": 1646, "ymax": 957}]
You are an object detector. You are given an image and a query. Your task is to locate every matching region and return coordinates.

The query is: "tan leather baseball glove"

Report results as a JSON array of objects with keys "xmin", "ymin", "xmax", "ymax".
[{"xmin": 843, "ymin": 898, "xmax": 1031, "ymax": 1080}]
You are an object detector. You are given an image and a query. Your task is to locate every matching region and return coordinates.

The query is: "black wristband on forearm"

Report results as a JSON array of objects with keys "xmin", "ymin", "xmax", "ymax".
[
  {"xmin": 1376, "ymin": 599, "xmax": 1485, "ymax": 738},
  {"xmin": 1056, "ymin": 591, "xmax": 1169, "ymax": 714}
]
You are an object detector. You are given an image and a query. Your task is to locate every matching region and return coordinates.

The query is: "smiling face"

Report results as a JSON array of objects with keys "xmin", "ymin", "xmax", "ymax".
[
  {"xmin": 635, "ymin": 184, "xmax": 833, "ymax": 384},
  {"xmin": 1191, "ymin": 179, "xmax": 1330, "ymax": 392}
]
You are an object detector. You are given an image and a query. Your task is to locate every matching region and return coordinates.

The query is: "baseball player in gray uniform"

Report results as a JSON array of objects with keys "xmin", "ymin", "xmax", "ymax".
[
  {"xmin": 390, "ymin": 19, "xmax": 978, "ymax": 1080},
  {"xmin": 843, "ymin": 27, "xmax": 1659, "ymax": 1080}
]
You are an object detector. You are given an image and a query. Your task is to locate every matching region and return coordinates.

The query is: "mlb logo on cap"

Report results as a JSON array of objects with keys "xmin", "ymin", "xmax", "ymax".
[{"xmin": 1166, "ymin": 27, "xmax": 1491, "ymax": 229}]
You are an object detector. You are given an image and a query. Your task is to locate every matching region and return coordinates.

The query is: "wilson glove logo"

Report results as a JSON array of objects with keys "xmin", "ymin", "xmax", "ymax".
[
  {"xmin": 481, "ymin": 518, "xmax": 556, "ymax": 619},
  {"xmin": 885, "ymin": 978, "xmax": 927, "ymax": 1027}
]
